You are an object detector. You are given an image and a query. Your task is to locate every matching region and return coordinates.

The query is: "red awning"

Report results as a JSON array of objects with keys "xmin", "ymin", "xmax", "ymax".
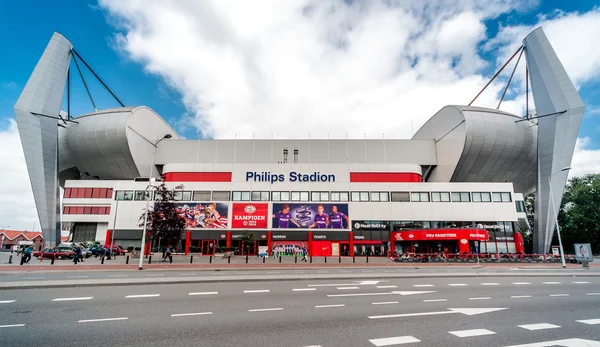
[{"xmin": 391, "ymin": 229, "xmax": 489, "ymax": 242}]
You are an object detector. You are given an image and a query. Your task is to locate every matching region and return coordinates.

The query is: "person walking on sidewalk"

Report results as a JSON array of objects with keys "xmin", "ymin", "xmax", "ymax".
[
  {"xmin": 302, "ymin": 248, "xmax": 308, "ymax": 262},
  {"xmin": 165, "ymin": 246, "xmax": 172, "ymax": 263},
  {"xmin": 73, "ymin": 247, "xmax": 81, "ymax": 265}
]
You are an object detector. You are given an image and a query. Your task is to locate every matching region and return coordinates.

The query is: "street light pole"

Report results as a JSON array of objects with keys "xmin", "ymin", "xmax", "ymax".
[
  {"xmin": 138, "ymin": 134, "xmax": 172, "ymax": 270},
  {"xmin": 109, "ymin": 198, "xmax": 119, "ymax": 259},
  {"xmin": 548, "ymin": 166, "xmax": 571, "ymax": 269}
]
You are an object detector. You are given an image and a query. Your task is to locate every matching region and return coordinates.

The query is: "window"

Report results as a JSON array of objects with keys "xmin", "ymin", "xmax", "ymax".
[
  {"xmin": 515, "ymin": 200, "xmax": 526, "ymax": 213},
  {"xmin": 472, "ymin": 192, "xmax": 491, "ymax": 202},
  {"xmin": 232, "ymin": 191, "xmax": 250, "ymax": 201},
  {"xmin": 411, "ymin": 192, "xmax": 430, "ymax": 202},
  {"xmin": 193, "ymin": 191, "xmax": 211, "ymax": 201},
  {"xmin": 212, "ymin": 191, "xmax": 230, "ymax": 201},
  {"xmin": 115, "ymin": 191, "xmax": 133, "ymax": 201},
  {"xmin": 330, "ymin": 191, "xmax": 349, "ymax": 202},
  {"xmin": 371, "ymin": 192, "xmax": 389, "ymax": 202},
  {"xmin": 351, "ymin": 192, "xmax": 369, "ymax": 202},
  {"xmin": 291, "ymin": 191, "xmax": 309, "ymax": 201},
  {"xmin": 311, "ymin": 192, "xmax": 329, "ymax": 202},
  {"xmin": 451, "ymin": 192, "xmax": 470, "ymax": 202},
  {"xmin": 272, "ymin": 191, "xmax": 290, "ymax": 201},
  {"xmin": 492, "ymin": 192, "xmax": 512, "ymax": 202},
  {"xmin": 174, "ymin": 191, "xmax": 192, "ymax": 201},
  {"xmin": 251, "ymin": 191, "xmax": 269, "ymax": 201},
  {"xmin": 431, "ymin": 192, "xmax": 451, "ymax": 202},
  {"xmin": 391, "ymin": 192, "xmax": 410, "ymax": 202},
  {"xmin": 134, "ymin": 191, "xmax": 147, "ymax": 201}
]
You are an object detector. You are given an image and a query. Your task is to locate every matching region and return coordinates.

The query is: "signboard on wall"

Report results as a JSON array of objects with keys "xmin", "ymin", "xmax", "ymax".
[
  {"xmin": 231, "ymin": 203, "xmax": 268, "ymax": 229},
  {"xmin": 352, "ymin": 221, "xmax": 390, "ymax": 231},
  {"xmin": 173, "ymin": 203, "xmax": 228, "ymax": 229},
  {"xmin": 272, "ymin": 203, "xmax": 349, "ymax": 229}
]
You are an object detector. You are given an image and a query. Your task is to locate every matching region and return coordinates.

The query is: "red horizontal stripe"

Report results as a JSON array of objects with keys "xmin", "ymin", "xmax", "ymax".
[
  {"xmin": 350, "ymin": 172, "xmax": 421, "ymax": 183},
  {"xmin": 163, "ymin": 172, "xmax": 232, "ymax": 182}
]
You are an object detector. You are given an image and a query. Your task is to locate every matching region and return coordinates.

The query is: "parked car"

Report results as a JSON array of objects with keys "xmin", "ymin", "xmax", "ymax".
[
  {"xmin": 33, "ymin": 248, "xmax": 75, "ymax": 259},
  {"xmin": 104, "ymin": 245, "xmax": 126, "ymax": 255},
  {"xmin": 57, "ymin": 246, "xmax": 91, "ymax": 258},
  {"xmin": 89, "ymin": 246, "xmax": 110, "ymax": 256}
]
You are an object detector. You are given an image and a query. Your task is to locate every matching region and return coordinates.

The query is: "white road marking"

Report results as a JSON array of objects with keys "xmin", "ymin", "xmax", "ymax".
[
  {"xmin": 248, "ymin": 308, "xmax": 283, "ymax": 312},
  {"xmin": 328, "ymin": 291, "xmax": 435, "ymax": 298},
  {"xmin": 68, "ymin": 276, "xmax": 90, "ymax": 279},
  {"xmin": 369, "ymin": 307, "xmax": 508, "ymax": 319},
  {"xmin": 302, "ymin": 345, "xmax": 323, "ymax": 347},
  {"xmin": 337, "ymin": 286, "xmax": 359, "ymax": 290},
  {"xmin": 423, "ymin": 299, "xmax": 447, "ymax": 302},
  {"xmin": 573, "ymin": 281, "xmax": 590, "ymax": 284},
  {"xmin": 369, "ymin": 335, "xmax": 420, "ymax": 346},
  {"xmin": 243, "ymin": 290, "xmax": 270, "ymax": 293},
  {"xmin": 171, "ymin": 312, "xmax": 212, "ymax": 317},
  {"xmin": 52, "ymin": 297, "xmax": 93, "ymax": 301},
  {"xmin": 543, "ymin": 282, "xmax": 561, "ymax": 284},
  {"xmin": 549, "ymin": 294, "xmax": 569, "ymax": 297},
  {"xmin": 107, "ymin": 275, "xmax": 128, "ymax": 277},
  {"xmin": 189, "ymin": 292, "xmax": 218, "ymax": 296},
  {"xmin": 293, "ymin": 288, "xmax": 317, "ymax": 292},
  {"xmin": 469, "ymin": 297, "xmax": 491, "ymax": 300},
  {"xmin": 0, "ymin": 324, "xmax": 25, "ymax": 328},
  {"xmin": 373, "ymin": 301, "xmax": 399, "ymax": 305},
  {"xmin": 448, "ymin": 283, "xmax": 468, "ymax": 286},
  {"xmin": 125, "ymin": 294, "xmax": 160, "ymax": 298},
  {"xmin": 512, "ymin": 282, "xmax": 531, "ymax": 285},
  {"xmin": 449, "ymin": 329, "xmax": 496, "ymax": 337},
  {"xmin": 504, "ymin": 338, "xmax": 600, "ymax": 347},
  {"xmin": 0, "ymin": 300, "xmax": 16, "ymax": 304},
  {"xmin": 376, "ymin": 285, "xmax": 397, "ymax": 289},
  {"xmin": 413, "ymin": 284, "xmax": 434, "ymax": 287},
  {"xmin": 79, "ymin": 317, "xmax": 128, "ymax": 323},
  {"xmin": 577, "ymin": 319, "xmax": 600, "ymax": 325},
  {"xmin": 359, "ymin": 280, "xmax": 382, "ymax": 285},
  {"xmin": 21, "ymin": 277, "xmax": 46, "ymax": 280},
  {"xmin": 308, "ymin": 281, "xmax": 382, "ymax": 287},
  {"xmin": 315, "ymin": 304, "xmax": 345, "ymax": 308},
  {"xmin": 587, "ymin": 293, "xmax": 600, "ymax": 295},
  {"xmin": 481, "ymin": 283, "xmax": 500, "ymax": 286},
  {"xmin": 145, "ymin": 274, "xmax": 164, "ymax": 277},
  {"xmin": 518, "ymin": 323, "xmax": 561, "ymax": 331},
  {"xmin": 510, "ymin": 295, "xmax": 532, "ymax": 299}
]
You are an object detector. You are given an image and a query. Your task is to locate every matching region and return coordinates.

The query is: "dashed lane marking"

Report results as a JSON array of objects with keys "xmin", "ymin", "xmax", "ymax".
[
  {"xmin": 171, "ymin": 312, "xmax": 212, "ymax": 317},
  {"xmin": 189, "ymin": 292, "xmax": 218, "ymax": 296},
  {"xmin": 107, "ymin": 275, "xmax": 128, "ymax": 277},
  {"xmin": 587, "ymin": 293, "xmax": 600, "ymax": 296},
  {"xmin": 481, "ymin": 283, "xmax": 500, "ymax": 286},
  {"xmin": 0, "ymin": 324, "xmax": 26, "ymax": 328},
  {"xmin": 543, "ymin": 282, "xmax": 562, "ymax": 284},
  {"xmin": 549, "ymin": 294, "xmax": 569, "ymax": 297},
  {"xmin": 52, "ymin": 297, "xmax": 93, "ymax": 301},
  {"xmin": 369, "ymin": 335, "xmax": 420, "ymax": 346},
  {"xmin": 577, "ymin": 319, "xmax": 600, "ymax": 325},
  {"xmin": 293, "ymin": 288, "xmax": 317, "ymax": 292},
  {"xmin": 337, "ymin": 287, "xmax": 360, "ymax": 290},
  {"xmin": 315, "ymin": 304, "xmax": 345, "ymax": 308},
  {"xmin": 448, "ymin": 284, "xmax": 468, "ymax": 286},
  {"xmin": 373, "ymin": 301, "xmax": 399, "ymax": 305},
  {"xmin": 0, "ymin": 300, "xmax": 16, "ymax": 304},
  {"xmin": 518, "ymin": 323, "xmax": 561, "ymax": 331},
  {"xmin": 79, "ymin": 317, "xmax": 128, "ymax": 323},
  {"xmin": 423, "ymin": 299, "xmax": 447, "ymax": 302},
  {"xmin": 413, "ymin": 284, "xmax": 434, "ymax": 287},
  {"xmin": 469, "ymin": 297, "xmax": 491, "ymax": 300},
  {"xmin": 573, "ymin": 281, "xmax": 591, "ymax": 284},
  {"xmin": 376, "ymin": 286, "xmax": 397, "ymax": 289},
  {"xmin": 512, "ymin": 282, "xmax": 531, "ymax": 285},
  {"xmin": 449, "ymin": 329, "xmax": 496, "ymax": 338},
  {"xmin": 248, "ymin": 308, "xmax": 283, "ymax": 312},
  {"xmin": 243, "ymin": 290, "xmax": 270, "ymax": 293},
  {"xmin": 125, "ymin": 294, "xmax": 160, "ymax": 298},
  {"xmin": 510, "ymin": 295, "xmax": 532, "ymax": 299}
]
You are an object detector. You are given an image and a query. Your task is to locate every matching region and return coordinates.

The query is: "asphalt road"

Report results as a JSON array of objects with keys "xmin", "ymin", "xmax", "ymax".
[{"xmin": 1, "ymin": 276, "xmax": 599, "ymax": 346}]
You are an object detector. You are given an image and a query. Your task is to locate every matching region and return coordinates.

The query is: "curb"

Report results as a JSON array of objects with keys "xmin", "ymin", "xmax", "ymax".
[{"xmin": 1, "ymin": 271, "xmax": 598, "ymax": 290}]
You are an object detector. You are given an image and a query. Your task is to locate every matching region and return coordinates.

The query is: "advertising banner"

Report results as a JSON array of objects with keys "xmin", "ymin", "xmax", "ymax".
[
  {"xmin": 392, "ymin": 229, "xmax": 489, "ymax": 242},
  {"xmin": 231, "ymin": 203, "xmax": 269, "ymax": 229},
  {"xmin": 574, "ymin": 243, "xmax": 593, "ymax": 262},
  {"xmin": 272, "ymin": 203, "xmax": 349, "ymax": 229},
  {"xmin": 352, "ymin": 221, "xmax": 390, "ymax": 231},
  {"xmin": 174, "ymin": 203, "xmax": 228, "ymax": 229}
]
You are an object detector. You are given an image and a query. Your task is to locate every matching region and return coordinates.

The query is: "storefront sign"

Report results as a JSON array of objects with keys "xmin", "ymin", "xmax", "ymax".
[
  {"xmin": 352, "ymin": 221, "xmax": 389, "ymax": 231},
  {"xmin": 231, "ymin": 203, "xmax": 268, "ymax": 229},
  {"xmin": 246, "ymin": 171, "xmax": 335, "ymax": 183},
  {"xmin": 392, "ymin": 229, "xmax": 489, "ymax": 242},
  {"xmin": 312, "ymin": 231, "xmax": 349, "ymax": 241},
  {"xmin": 272, "ymin": 203, "xmax": 349, "ymax": 229},
  {"xmin": 271, "ymin": 231, "xmax": 308, "ymax": 241}
]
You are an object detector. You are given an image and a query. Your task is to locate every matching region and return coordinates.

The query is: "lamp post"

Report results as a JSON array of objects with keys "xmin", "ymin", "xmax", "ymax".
[
  {"xmin": 108, "ymin": 198, "xmax": 119, "ymax": 259},
  {"xmin": 139, "ymin": 134, "xmax": 172, "ymax": 270},
  {"xmin": 548, "ymin": 166, "xmax": 571, "ymax": 269}
]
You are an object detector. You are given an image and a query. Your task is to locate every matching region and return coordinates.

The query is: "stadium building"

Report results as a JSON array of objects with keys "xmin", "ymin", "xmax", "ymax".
[{"xmin": 14, "ymin": 28, "xmax": 583, "ymax": 256}]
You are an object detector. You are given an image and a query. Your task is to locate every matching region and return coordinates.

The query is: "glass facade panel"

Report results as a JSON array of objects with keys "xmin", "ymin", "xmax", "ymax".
[
  {"xmin": 193, "ymin": 191, "xmax": 211, "ymax": 201},
  {"xmin": 300, "ymin": 191, "xmax": 309, "ymax": 201},
  {"xmin": 351, "ymin": 192, "xmax": 361, "ymax": 201},
  {"xmin": 360, "ymin": 192, "xmax": 369, "ymax": 201},
  {"xmin": 272, "ymin": 191, "xmax": 281, "ymax": 201},
  {"xmin": 391, "ymin": 192, "xmax": 410, "ymax": 202},
  {"xmin": 492, "ymin": 192, "xmax": 502, "ymax": 202},
  {"xmin": 379, "ymin": 192, "xmax": 389, "ymax": 202},
  {"xmin": 280, "ymin": 191, "xmax": 290, "ymax": 201},
  {"xmin": 501, "ymin": 192, "xmax": 512, "ymax": 202},
  {"xmin": 212, "ymin": 191, "xmax": 230, "ymax": 201},
  {"xmin": 371, "ymin": 192, "xmax": 380, "ymax": 202}
]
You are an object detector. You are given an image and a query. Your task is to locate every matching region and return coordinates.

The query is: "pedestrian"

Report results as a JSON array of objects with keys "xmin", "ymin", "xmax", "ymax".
[
  {"xmin": 273, "ymin": 246, "xmax": 278, "ymax": 260},
  {"xmin": 302, "ymin": 248, "xmax": 308, "ymax": 262},
  {"xmin": 73, "ymin": 247, "xmax": 81, "ymax": 265},
  {"xmin": 165, "ymin": 246, "xmax": 172, "ymax": 263},
  {"xmin": 78, "ymin": 246, "xmax": 85, "ymax": 262},
  {"xmin": 24, "ymin": 245, "xmax": 32, "ymax": 263}
]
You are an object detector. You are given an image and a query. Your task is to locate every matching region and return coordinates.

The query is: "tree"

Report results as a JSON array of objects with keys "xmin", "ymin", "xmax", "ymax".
[
  {"xmin": 240, "ymin": 230, "xmax": 255, "ymax": 255},
  {"xmin": 554, "ymin": 173, "xmax": 600, "ymax": 254},
  {"xmin": 139, "ymin": 180, "xmax": 186, "ymax": 250}
]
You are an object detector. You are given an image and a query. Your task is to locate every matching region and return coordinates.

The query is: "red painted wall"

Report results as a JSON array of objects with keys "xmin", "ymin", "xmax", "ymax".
[
  {"xmin": 163, "ymin": 172, "xmax": 232, "ymax": 182},
  {"xmin": 350, "ymin": 172, "xmax": 421, "ymax": 183}
]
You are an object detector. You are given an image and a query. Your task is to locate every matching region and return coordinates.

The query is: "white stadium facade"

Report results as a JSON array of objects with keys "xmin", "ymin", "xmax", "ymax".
[{"xmin": 14, "ymin": 28, "xmax": 583, "ymax": 257}]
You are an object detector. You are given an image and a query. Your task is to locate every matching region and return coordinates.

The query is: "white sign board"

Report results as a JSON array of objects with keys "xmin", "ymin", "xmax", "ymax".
[
  {"xmin": 551, "ymin": 246, "xmax": 560, "ymax": 256},
  {"xmin": 574, "ymin": 243, "xmax": 593, "ymax": 262}
]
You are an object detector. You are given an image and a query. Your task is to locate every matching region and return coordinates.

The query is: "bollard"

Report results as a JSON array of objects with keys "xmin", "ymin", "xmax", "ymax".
[
  {"xmin": 263, "ymin": 256, "xmax": 265, "ymax": 263},
  {"xmin": 190, "ymin": 256, "xmax": 194, "ymax": 264},
  {"xmin": 9, "ymin": 255, "xmax": 13, "ymax": 264},
  {"xmin": 246, "ymin": 254, "xmax": 249, "ymax": 264},
  {"xmin": 51, "ymin": 256, "xmax": 55, "ymax": 265},
  {"xmin": 169, "ymin": 255, "xmax": 173, "ymax": 264},
  {"xmin": 295, "ymin": 255, "xmax": 297, "ymax": 263},
  {"xmin": 339, "ymin": 256, "xmax": 341, "ymax": 264},
  {"xmin": 209, "ymin": 255, "xmax": 212, "ymax": 264},
  {"xmin": 353, "ymin": 255, "xmax": 355, "ymax": 263},
  {"xmin": 20, "ymin": 255, "xmax": 24, "ymax": 266},
  {"xmin": 366, "ymin": 255, "xmax": 369, "ymax": 263},
  {"xmin": 149, "ymin": 255, "xmax": 152, "ymax": 264},
  {"xmin": 126, "ymin": 255, "xmax": 130, "ymax": 264},
  {"xmin": 279, "ymin": 255, "xmax": 282, "ymax": 263},
  {"xmin": 325, "ymin": 257, "xmax": 327, "ymax": 264},
  {"xmin": 310, "ymin": 256, "xmax": 312, "ymax": 264},
  {"xmin": 228, "ymin": 255, "xmax": 231, "ymax": 264},
  {"xmin": 101, "ymin": 256, "xmax": 105, "ymax": 264}
]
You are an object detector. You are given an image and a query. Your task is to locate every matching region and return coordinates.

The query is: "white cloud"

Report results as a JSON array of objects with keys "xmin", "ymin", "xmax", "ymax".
[
  {"xmin": 570, "ymin": 137, "xmax": 600, "ymax": 178},
  {"xmin": 0, "ymin": 119, "xmax": 39, "ymax": 231}
]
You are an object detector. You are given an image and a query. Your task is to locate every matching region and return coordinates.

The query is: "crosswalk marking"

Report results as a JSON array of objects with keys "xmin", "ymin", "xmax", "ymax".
[
  {"xmin": 518, "ymin": 323, "xmax": 560, "ymax": 331},
  {"xmin": 369, "ymin": 335, "xmax": 420, "ymax": 346},
  {"xmin": 449, "ymin": 329, "xmax": 496, "ymax": 337}
]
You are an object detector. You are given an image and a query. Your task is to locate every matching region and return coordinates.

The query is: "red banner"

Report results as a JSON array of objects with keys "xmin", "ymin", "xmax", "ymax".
[
  {"xmin": 392, "ymin": 229, "xmax": 489, "ymax": 242},
  {"xmin": 231, "ymin": 203, "xmax": 268, "ymax": 229}
]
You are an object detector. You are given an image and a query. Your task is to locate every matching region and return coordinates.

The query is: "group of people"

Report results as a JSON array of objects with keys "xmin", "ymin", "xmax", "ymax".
[
  {"xmin": 272, "ymin": 245, "xmax": 309, "ymax": 262},
  {"xmin": 72, "ymin": 246, "xmax": 85, "ymax": 264}
]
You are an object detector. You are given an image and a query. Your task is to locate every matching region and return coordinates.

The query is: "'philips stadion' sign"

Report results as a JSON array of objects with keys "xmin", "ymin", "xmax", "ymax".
[{"xmin": 246, "ymin": 171, "xmax": 335, "ymax": 183}]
